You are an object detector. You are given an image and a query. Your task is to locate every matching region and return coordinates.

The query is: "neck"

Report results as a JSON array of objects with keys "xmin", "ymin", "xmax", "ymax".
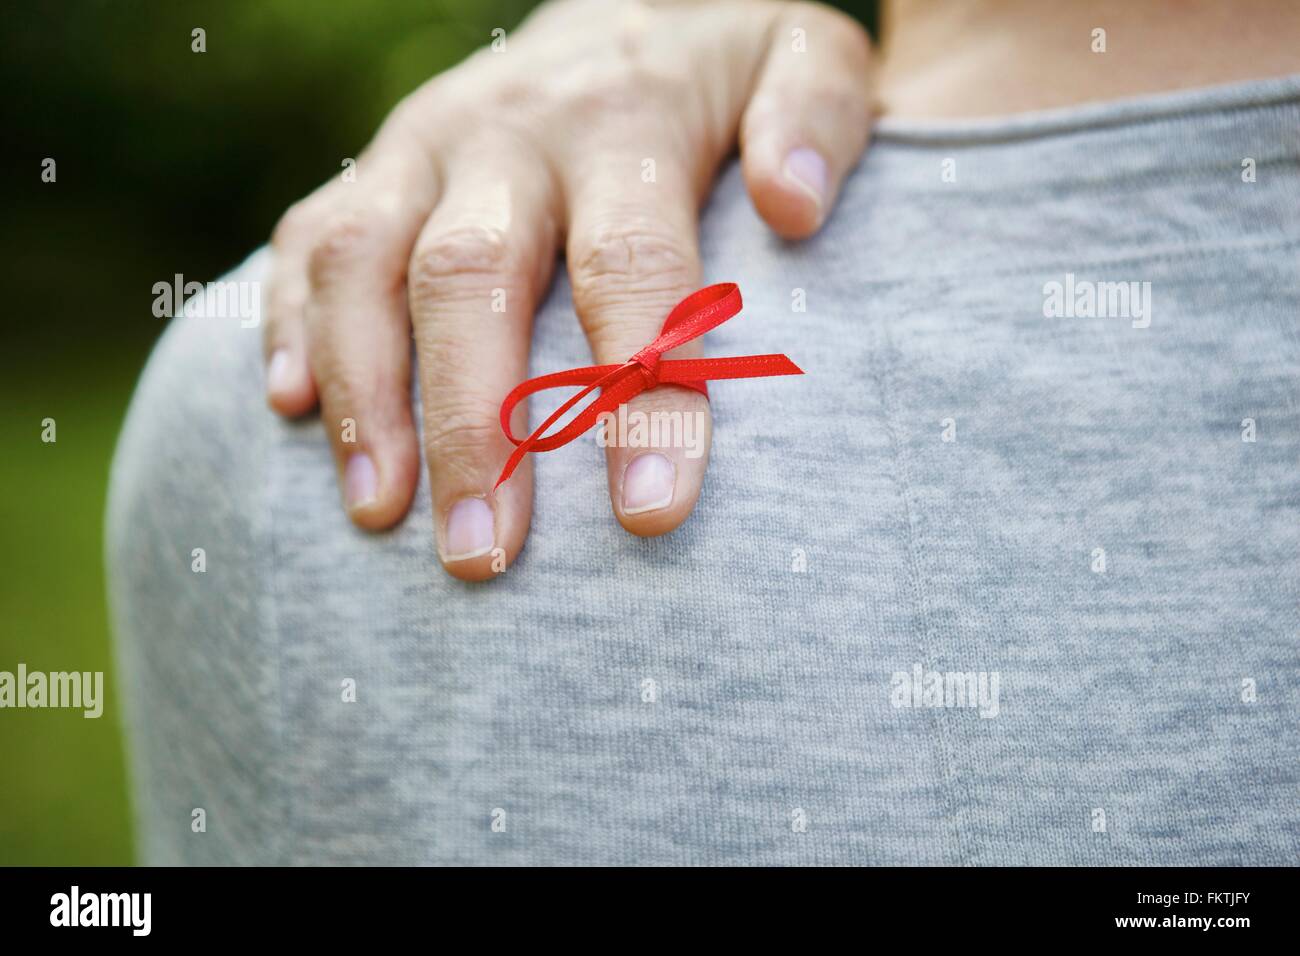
[{"xmin": 877, "ymin": 0, "xmax": 1300, "ymax": 119}]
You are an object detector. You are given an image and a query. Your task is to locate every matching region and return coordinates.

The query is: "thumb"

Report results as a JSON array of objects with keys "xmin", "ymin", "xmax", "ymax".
[{"xmin": 740, "ymin": 3, "xmax": 876, "ymax": 239}]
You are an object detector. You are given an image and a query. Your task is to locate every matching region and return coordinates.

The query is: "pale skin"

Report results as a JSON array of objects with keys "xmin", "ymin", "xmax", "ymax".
[
  {"xmin": 877, "ymin": 0, "xmax": 1300, "ymax": 118},
  {"xmin": 264, "ymin": 0, "xmax": 1300, "ymax": 582}
]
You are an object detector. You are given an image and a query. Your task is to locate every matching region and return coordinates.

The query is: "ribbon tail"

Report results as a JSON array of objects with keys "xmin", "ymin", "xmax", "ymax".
[
  {"xmin": 656, "ymin": 354, "xmax": 804, "ymax": 383},
  {"xmin": 493, "ymin": 442, "xmax": 532, "ymax": 491},
  {"xmin": 494, "ymin": 364, "xmax": 648, "ymax": 489},
  {"xmin": 494, "ymin": 379, "xmax": 602, "ymax": 489}
]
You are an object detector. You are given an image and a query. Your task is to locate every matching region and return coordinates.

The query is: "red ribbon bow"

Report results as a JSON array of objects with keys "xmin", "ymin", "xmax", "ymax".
[{"xmin": 495, "ymin": 283, "xmax": 802, "ymax": 488}]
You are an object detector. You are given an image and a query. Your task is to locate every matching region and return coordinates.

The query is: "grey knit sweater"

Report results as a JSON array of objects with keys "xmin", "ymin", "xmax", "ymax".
[{"xmin": 107, "ymin": 75, "xmax": 1300, "ymax": 865}]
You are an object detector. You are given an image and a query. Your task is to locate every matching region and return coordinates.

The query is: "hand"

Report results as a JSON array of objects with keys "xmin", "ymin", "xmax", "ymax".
[{"xmin": 263, "ymin": 0, "xmax": 874, "ymax": 580}]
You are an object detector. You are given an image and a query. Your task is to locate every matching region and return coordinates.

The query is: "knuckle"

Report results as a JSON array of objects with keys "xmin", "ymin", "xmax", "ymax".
[
  {"xmin": 486, "ymin": 76, "xmax": 548, "ymax": 118},
  {"xmin": 309, "ymin": 347, "xmax": 360, "ymax": 413},
  {"xmin": 312, "ymin": 358, "xmax": 408, "ymax": 438},
  {"xmin": 263, "ymin": 276, "xmax": 299, "ymax": 332},
  {"xmin": 563, "ymin": 68, "xmax": 681, "ymax": 119},
  {"xmin": 564, "ymin": 76, "xmax": 635, "ymax": 116},
  {"xmin": 408, "ymin": 224, "xmax": 522, "ymax": 300},
  {"xmin": 421, "ymin": 395, "xmax": 503, "ymax": 473},
  {"xmin": 308, "ymin": 210, "xmax": 382, "ymax": 286},
  {"xmin": 309, "ymin": 336, "xmax": 375, "ymax": 412},
  {"xmin": 412, "ymin": 325, "xmax": 474, "ymax": 372},
  {"xmin": 314, "ymin": 379, "xmax": 363, "ymax": 441},
  {"xmin": 272, "ymin": 199, "xmax": 315, "ymax": 248},
  {"xmin": 569, "ymin": 222, "xmax": 696, "ymax": 306}
]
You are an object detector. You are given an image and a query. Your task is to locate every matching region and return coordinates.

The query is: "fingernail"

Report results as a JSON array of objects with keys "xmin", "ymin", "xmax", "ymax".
[
  {"xmin": 443, "ymin": 497, "xmax": 495, "ymax": 561},
  {"xmin": 266, "ymin": 348, "xmax": 292, "ymax": 394},
  {"xmin": 783, "ymin": 147, "xmax": 827, "ymax": 208},
  {"xmin": 622, "ymin": 453, "xmax": 675, "ymax": 515},
  {"xmin": 345, "ymin": 453, "xmax": 378, "ymax": 510}
]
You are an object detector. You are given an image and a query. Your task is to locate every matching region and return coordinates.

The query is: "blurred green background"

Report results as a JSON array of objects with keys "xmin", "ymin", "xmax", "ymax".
[{"xmin": 1, "ymin": 0, "xmax": 874, "ymax": 865}]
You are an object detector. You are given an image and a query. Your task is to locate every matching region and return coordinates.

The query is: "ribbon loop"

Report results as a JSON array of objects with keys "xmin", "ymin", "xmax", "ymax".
[{"xmin": 494, "ymin": 283, "xmax": 802, "ymax": 489}]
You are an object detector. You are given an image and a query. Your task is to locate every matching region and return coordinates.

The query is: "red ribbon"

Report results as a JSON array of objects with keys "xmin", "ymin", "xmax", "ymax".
[{"xmin": 495, "ymin": 283, "xmax": 803, "ymax": 489}]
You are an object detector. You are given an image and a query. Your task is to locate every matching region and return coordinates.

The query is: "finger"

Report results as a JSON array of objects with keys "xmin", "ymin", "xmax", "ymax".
[
  {"xmin": 408, "ymin": 137, "xmax": 559, "ymax": 581},
  {"xmin": 740, "ymin": 2, "xmax": 875, "ymax": 239},
  {"xmin": 305, "ymin": 146, "xmax": 439, "ymax": 530},
  {"xmin": 264, "ymin": 195, "xmax": 328, "ymax": 416},
  {"xmin": 564, "ymin": 137, "xmax": 711, "ymax": 537}
]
